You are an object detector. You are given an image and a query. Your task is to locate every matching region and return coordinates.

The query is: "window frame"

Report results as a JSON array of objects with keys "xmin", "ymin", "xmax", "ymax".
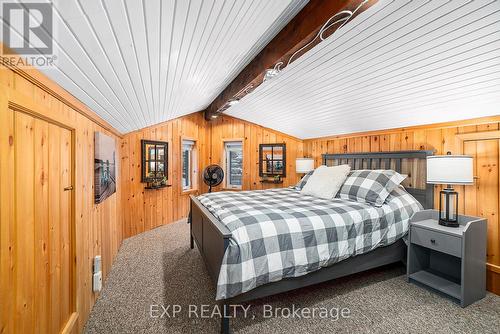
[
  {"xmin": 140, "ymin": 139, "xmax": 168, "ymax": 183},
  {"xmin": 259, "ymin": 143, "xmax": 286, "ymax": 177},
  {"xmin": 223, "ymin": 140, "xmax": 243, "ymax": 190},
  {"xmin": 181, "ymin": 138, "xmax": 197, "ymax": 193}
]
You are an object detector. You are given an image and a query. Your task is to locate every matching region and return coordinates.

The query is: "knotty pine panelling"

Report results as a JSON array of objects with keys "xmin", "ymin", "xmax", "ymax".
[
  {"xmin": 0, "ymin": 66, "xmax": 122, "ymax": 333},
  {"xmin": 303, "ymin": 120, "xmax": 500, "ymax": 295},
  {"xmin": 120, "ymin": 114, "xmax": 304, "ymax": 237},
  {"xmin": 120, "ymin": 112, "xmax": 210, "ymax": 239},
  {"xmin": 209, "ymin": 115, "xmax": 303, "ymax": 191}
]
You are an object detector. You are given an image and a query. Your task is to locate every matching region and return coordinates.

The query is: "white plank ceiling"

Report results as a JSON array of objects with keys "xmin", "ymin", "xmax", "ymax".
[
  {"xmin": 3, "ymin": 0, "xmax": 308, "ymax": 133},
  {"xmin": 226, "ymin": 0, "xmax": 500, "ymax": 139}
]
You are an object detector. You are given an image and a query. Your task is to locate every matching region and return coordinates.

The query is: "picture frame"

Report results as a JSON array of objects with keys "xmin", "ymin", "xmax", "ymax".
[
  {"xmin": 141, "ymin": 139, "xmax": 168, "ymax": 183},
  {"xmin": 259, "ymin": 143, "xmax": 286, "ymax": 177}
]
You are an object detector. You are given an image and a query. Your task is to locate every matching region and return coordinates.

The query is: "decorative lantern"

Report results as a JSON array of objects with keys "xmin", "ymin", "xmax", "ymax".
[{"xmin": 426, "ymin": 153, "xmax": 474, "ymax": 227}]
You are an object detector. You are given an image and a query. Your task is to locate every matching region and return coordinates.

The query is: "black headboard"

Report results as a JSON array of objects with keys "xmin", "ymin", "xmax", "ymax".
[{"xmin": 322, "ymin": 150, "xmax": 435, "ymax": 209}]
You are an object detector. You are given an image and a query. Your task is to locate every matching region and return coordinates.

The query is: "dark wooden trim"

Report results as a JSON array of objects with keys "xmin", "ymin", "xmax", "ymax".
[
  {"xmin": 140, "ymin": 139, "xmax": 168, "ymax": 183},
  {"xmin": 205, "ymin": 0, "xmax": 378, "ymax": 119},
  {"xmin": 258, "ymin": 143, "xmax": 286, "ymax": 177}
]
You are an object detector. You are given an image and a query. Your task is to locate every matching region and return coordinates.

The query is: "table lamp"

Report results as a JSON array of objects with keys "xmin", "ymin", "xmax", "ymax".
[
  {"xmin": 426, "ymin": 153, "xmax": 474, "ymax": 227},
  {"xmin": 296, "ymin": 158, "xmax": 314, "ymax": 175}
]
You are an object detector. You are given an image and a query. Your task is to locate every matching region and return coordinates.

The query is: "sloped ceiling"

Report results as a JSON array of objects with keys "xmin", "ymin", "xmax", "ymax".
[
  {"xmin": 3, "ymin": 0, "xmax": 308, "ymax": 133},
  {"xmin": 226, "ymin": 0, "xmax": 500, "ymax": 139}
]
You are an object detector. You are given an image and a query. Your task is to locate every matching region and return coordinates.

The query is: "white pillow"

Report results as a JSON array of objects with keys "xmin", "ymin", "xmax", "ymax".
[{"xmin": 301, "ymin": 165, "xmax": 351, "ymax": 199}]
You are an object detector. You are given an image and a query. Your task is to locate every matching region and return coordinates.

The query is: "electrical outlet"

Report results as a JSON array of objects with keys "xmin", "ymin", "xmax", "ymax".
[
  {"xmin": 93, "ymin": 271, "xmax": 102, "ymax": 292},
  {"xmin": 93, "ymin": 255, "xmax": 102, "ymax": 292}
]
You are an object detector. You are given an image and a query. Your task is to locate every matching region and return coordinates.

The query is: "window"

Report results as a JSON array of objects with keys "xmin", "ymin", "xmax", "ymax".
[
  {"xmin": 141, "ymin": 140, "xmax": 168, "ymax": 183},
  {"xmin": 182, "ymin": 139, "xmax": 196, "ymax": 191},
  {"xmin": 259, "ymin": 143, "xmax": 286, "ymax": 177},
  {"xmin": 224, "ymin": 141, "xmax": 243, "ymax": 189}
]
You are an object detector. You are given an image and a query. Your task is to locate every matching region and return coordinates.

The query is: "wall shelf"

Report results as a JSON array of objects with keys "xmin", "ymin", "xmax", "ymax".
[
  {"xmin": 144, "ymin": 184, "xmax": 171, "ymax": 190},
  {"xmin": 260, "ymin": 179, "xmax": 283, "ymax": 184}
]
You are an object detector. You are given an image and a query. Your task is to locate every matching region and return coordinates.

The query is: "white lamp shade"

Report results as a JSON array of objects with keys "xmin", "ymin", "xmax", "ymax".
[
  {"xmin": 296, "ymin": 158, "xmax": 314, "ymax": 173},
  {"xmin": 427, "ymin": 155, "xmax": 473, "ymax": 185}
]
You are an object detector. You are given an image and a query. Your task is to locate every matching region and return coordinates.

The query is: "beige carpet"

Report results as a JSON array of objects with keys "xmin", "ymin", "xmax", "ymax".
[{"xmin": 84, "ymin": 221, "xmax": 500, "ymax": 334}]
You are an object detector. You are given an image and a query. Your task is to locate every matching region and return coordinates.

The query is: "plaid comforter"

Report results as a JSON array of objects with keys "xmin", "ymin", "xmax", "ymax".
[{"xmin": 197, "ymin": 186, "xmax": 422, "ymax": 300}]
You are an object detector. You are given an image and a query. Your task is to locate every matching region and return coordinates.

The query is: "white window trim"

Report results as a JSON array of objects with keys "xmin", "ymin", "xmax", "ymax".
[
  {"xmin": 182, "ymin": 139, "xmax": 197, "ymax": 192},
  {"xmin": 224, "ymin": 140, "xmax": 243, "ymax": 190}
]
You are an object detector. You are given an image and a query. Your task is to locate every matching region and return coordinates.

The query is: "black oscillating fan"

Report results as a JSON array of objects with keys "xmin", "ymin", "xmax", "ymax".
[{"xmin": 203, "ymin": 165, "xmax": 224, "ymax": 192}]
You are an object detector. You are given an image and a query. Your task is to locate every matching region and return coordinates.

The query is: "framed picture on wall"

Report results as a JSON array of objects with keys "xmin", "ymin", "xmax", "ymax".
[
  {"xmin": 259, "ymin": 143, "xmax": 286, "ymax": 177},
  {"xmin": 141, "ymin": 139, "xmax": 168, "ymax": 183},
  {"xmin": 94, "ymin": 132, "xmax": 117, "ymax": 204}
]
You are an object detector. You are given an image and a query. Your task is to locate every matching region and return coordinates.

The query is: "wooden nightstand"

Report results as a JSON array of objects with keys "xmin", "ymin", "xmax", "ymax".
[{"xmin": 407, "ymin": 210, "xmax": 487, "ymax": 307}]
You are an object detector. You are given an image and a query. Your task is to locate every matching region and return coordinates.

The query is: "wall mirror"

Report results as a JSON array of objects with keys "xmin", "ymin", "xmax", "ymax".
[
  {"xmin": 259, "ymin": 143, "xmax": 286, "ymax": 177},
  {"xmin": 141, "ymin": 140, "xmax": 168, "ymax": 183}
]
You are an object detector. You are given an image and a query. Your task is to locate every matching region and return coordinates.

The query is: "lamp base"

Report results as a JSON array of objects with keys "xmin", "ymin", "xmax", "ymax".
[
  {"xmin": 439, "ymin": 186, "xmax": 460, "ymax": 228},
  {"xmin": 438, "ymin": 219, "xmax": 459, "ymax": 228}
]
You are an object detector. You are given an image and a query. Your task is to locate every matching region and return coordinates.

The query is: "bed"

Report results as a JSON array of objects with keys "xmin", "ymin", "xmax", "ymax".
[{"xmin": 189, "ymin": 150, "xmax": 434, "ymax": 333}]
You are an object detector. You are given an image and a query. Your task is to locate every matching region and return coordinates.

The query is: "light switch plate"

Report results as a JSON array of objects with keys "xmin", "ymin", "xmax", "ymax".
[{"xmin": 93, "ymin": 255, "xmax": 102, "ymax": 273}]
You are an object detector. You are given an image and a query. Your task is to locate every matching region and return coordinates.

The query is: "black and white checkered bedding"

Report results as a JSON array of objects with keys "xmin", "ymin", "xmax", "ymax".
[
  {"xmin": 197, "ymin": 186, "xmax": 422, "ymax": 300},
  {"xmin": 294, "ymin": 170, "xmax": 314, "ymax": 190},
  {"xmin": 338, "ymin": 170, "xmax": 406, "ymax": 207}
]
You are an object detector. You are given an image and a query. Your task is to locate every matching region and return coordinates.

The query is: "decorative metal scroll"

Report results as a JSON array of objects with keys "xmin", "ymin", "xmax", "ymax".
[
  {"xmin": 216, "ymin": 83, "xmax": 255, "ymax": 114},
  {"xmin": 216, "ymin": 0, "xmax": 368, "ymax": 114},
  {"xmin": 285, "ymin": 0, "xmax": 368, "ymax": 69}
]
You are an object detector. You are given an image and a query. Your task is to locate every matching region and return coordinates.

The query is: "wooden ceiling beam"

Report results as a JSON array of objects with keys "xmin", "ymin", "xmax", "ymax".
[{"xmin": 204, "ymin": 0, "xmax": 378, "ymax": 120}]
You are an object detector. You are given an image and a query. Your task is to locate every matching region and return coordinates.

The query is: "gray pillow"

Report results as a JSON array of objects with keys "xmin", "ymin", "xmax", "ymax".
[
  {"xmin": 294, "ymin": 170, "xmax": 314, "ymax": 190},
  {"xmin": 338, "ymin": 170, "xmax": 406, "ymax": 206}
]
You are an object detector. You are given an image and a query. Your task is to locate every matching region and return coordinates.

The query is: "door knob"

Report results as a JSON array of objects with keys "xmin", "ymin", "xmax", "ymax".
[{"xmin": 64, "ymin": 186, "xmax": 73, "ymax": 191}]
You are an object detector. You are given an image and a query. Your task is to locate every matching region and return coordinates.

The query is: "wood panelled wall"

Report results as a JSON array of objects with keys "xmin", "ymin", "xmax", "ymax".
[
  {"xmin": 0, "ymin": 66, "xmax": 123, "ymax": 333},
  {"xmin": 120, "ymin": 114, "xmax": 304, "ymax": 237},
  {"xmin": 3, "ymin": 62, "xmax": 497, "ymax": 334},
  {"xmin": 120, "ymin": 113, "xmax": 210, "ymax": 239},
  {"xmin": 209, "ymin": 115, "xmax": 303, "ymax": 191},
  {"xmin": 303, "ymin": 119, "xmax": 500, "ymax": 295}
]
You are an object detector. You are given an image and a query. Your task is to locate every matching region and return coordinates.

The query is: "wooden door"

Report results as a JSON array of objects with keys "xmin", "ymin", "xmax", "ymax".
[
  {"xmin": 463, "ymin": 138, "xmax": 500, "ymax": 293},
  {"xmin": 1, "ymin": 109, "xmax": 76, "ymax": 333}
]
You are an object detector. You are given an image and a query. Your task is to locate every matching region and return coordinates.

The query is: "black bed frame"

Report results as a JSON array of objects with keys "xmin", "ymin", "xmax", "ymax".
[{"xmin": 189, "ymin": 150, "xmax": 434, "ymax": 333}]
